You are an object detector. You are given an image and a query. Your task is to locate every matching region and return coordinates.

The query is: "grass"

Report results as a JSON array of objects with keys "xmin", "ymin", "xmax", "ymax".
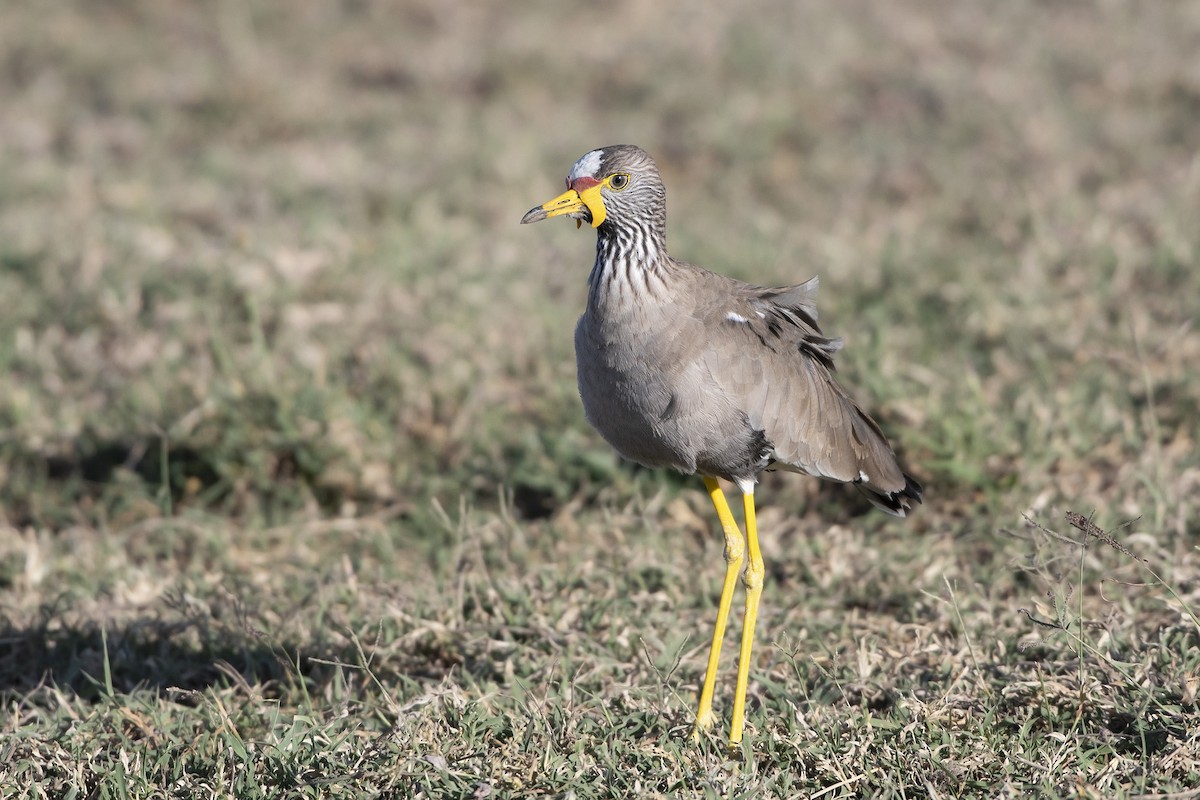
[{"xmin": 1, "ymin": 0, "xmax": 1199, "ymax": 797}]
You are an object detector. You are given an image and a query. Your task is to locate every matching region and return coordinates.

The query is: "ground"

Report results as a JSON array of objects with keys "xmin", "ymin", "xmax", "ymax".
[{"xmin": 1, "ymin": 1, "xmax": 1198, "ymax": 797}]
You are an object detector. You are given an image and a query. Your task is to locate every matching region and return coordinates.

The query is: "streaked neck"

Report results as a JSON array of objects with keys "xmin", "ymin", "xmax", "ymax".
[{"xmin": 586, "ymin": 223, "xmax": 670, "ymax": 312}]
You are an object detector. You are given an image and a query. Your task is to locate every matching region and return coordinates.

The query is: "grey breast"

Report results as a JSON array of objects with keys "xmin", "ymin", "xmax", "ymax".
[{"xmin": 574, "ymin": 265, "xmax": 773, "ymax": 483}]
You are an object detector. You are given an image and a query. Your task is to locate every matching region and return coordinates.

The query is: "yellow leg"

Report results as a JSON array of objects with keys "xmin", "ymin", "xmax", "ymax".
[
  {"xmin": 693, "ymin": 476, "xmax": 745, "ymax": 739},
  {"xmin": 729, "ymin": 486, "xmax": 763, "ymax": 745}
]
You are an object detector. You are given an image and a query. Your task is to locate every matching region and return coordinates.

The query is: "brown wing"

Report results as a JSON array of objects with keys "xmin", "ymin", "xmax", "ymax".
[{"xmin": 696, "ymin": 274, "xmax": 922, "ymax": 515}]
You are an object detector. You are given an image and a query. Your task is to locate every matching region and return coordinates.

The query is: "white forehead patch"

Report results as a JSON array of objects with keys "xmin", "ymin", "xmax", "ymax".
[{"xmin": 569, "ymin": 150, "xmax": 603, "ymax": 180}]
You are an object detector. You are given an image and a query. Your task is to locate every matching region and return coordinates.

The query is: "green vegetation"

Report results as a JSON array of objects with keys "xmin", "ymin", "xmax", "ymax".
[{"xmin": 1, "ymin": 2, "xmax": 1197, "ymax": 797}]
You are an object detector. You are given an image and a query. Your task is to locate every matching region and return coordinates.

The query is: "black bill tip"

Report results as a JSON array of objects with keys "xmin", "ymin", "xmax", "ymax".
[{"xmin": 520, "ymin": 206, "xmax": 548, "ymax": 224}]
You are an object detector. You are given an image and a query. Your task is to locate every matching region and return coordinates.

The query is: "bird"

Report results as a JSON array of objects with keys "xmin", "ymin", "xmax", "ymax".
[{"xmin": 521, "ymin": 145, "xmax": 922, "ymax": 746}]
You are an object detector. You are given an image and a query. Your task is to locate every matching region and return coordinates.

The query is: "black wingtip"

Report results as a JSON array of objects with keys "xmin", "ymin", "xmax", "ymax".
[
  {"xmin": 901, "ymin": 472, "xmax": 924, "ymax": 504},
  {"xmin": 861, "ymin": 472, "xmax": 924, "ymax": 518}
]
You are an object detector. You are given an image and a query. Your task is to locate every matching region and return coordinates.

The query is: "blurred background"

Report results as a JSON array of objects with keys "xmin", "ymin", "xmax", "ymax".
[{"xmin": 1, "ymin": 1, "xmax": 1198, "ymax": 793}]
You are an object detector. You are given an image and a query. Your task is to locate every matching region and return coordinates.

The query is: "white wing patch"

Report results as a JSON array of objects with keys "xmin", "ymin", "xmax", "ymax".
[
  {"xmin": 725, "ymin": 311, "xmax": 749, "ymax": 324},
  {"xmin": 858, "ymin": 470, "xmax": 870, "ymax": 483},
  {"xmin": 570, "ymin": 150, "xmax": 603, "ymax": 180}
]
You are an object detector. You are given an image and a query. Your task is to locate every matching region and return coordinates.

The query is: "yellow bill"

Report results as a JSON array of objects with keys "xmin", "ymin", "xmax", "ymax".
[{"xmin": 520, "ymin": 182, "xmax": 606, "ymax": 228}]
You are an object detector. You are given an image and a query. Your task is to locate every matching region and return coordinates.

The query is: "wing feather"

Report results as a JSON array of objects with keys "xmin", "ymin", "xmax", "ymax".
[{"xmin": 696, "ymin": 273, "xmax": 921, "ymax": 514}]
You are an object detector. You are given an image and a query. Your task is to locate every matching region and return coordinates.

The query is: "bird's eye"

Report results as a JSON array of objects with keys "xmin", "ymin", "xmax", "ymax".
[{"xmin": 608, "ymin": 173, "xmax": 631, "ymax": 191}]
